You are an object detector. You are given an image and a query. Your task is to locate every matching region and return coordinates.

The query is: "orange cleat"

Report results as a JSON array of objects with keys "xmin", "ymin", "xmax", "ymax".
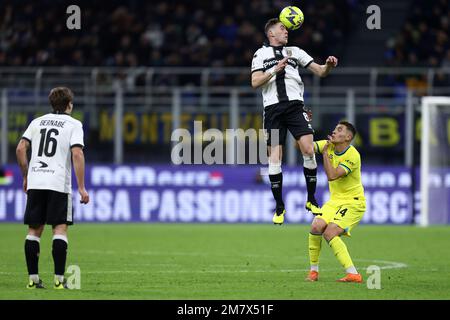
[
  {"xmin": 337, "ymin": 273, "xmax": 363, "ymax": 283},
  {"xmin": 305, "ymin": 270, "xmax": 319, "ymax": 282}
]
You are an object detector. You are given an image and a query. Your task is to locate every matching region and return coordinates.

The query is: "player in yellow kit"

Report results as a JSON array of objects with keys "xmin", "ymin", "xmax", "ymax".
[{"xmin": 305, "ymin": 121, "xmax": 366, "ymax": 283}]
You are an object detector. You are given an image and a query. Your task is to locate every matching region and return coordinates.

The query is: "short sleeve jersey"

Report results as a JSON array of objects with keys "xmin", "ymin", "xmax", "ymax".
[
  {"xmin": 314, "ymin": 140, "xmax": 365, "ymax": 201},
  {"xmin": 22, "ymin": 113, "xmax": 84, "ymax": 194},
  {"xmin": 251, "ymin": 45, "xmax": 314, "ymax": 107}
]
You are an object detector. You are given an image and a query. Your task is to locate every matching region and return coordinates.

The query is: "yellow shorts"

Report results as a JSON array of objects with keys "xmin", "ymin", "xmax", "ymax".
[{"xmin": 316, "ymin": 199, "xmax": 366, "ymax": 236}]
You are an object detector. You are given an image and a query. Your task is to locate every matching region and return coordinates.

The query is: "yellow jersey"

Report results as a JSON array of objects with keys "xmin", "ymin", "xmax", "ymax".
[{"xmin": 314, "ymin": 140, "xmax": 365, "ymax": 201}]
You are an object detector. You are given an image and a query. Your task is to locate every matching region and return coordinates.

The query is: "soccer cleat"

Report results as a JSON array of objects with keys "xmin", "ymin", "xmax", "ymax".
[
  {"xmin": 305, "ymin": 270, "xmax": 319, "ymax": 282},
  {"xmin": 305, "ymin": 201, "xmax": 322, "ymax": 216},
  {"xmin": 337, "ymin": 273, "xmax": 363, "ymax": 283},
  {"xmin": 27, "ymin": 279, "xmax": 45, "ymax": 289},
  {"xmin": 272, "ymin": 209, "xmax": 286, "ymax": 225},
  {"xmin": 54, "ymin": 280, "xmax": 69, "ymax": 290}
]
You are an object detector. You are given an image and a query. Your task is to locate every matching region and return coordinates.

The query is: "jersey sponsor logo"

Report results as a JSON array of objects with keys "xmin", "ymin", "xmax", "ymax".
[
  {"xmin": 37, "ymin": 161, "xmax": 48, "ymax": 168},
  {"xmin": 286, "ymin": 58, "xmax": 298, "ymax": 68},
  {"xmin": 262, "ymin": 58, "xmax": 278, "ymax": 69},
  {"xmin": 345, "ymin": 159, "xmax": 355, "ymax": 166},
  {"xmin": 31, "ymin": 159, "xmax": 53, "ymax": 173},
  {"xmin": 31, "ymin": 166, "xmax": 55, "ymax": 174},
  {"xmin": 262, "ymin": 58, "xmax": 298, "ymax": 70}
]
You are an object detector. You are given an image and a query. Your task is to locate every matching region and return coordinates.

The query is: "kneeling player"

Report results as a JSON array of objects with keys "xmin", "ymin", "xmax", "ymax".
[{"xmin": 306, "ymin": 121, "xmax": 366, "ymax": 283}]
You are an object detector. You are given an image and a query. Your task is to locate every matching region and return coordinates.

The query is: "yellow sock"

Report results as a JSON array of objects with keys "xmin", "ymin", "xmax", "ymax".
[
  {"xmin": 329, "ymin": 236, "xmax": 354, "ymax": 270},
  {"xmin": 308, "ymin": 233, "xmax": 322, "ymax": 268}
]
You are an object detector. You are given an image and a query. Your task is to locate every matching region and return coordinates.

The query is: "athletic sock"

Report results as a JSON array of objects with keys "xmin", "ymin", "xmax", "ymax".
[
  {"xmin": 29, "ymin": 274, "xmax": 40, "ymax": 283},
  {"xmin": 25, "ymin": 235, "xmax": 40, "ymax": 280},
  {"xmin": 269, "ymin": 173, "xmax": 285, "ymax": 213},
  {"xmin": 309, "ymin": 233, "xmax": 322, "ymax": 271},
  {"xmin": 345, "ymin": 266, "xmax": 358, "ymax": 275},
  {"xmin": 329, "ymin": 236, "xmax": 356, "ymax": 272},
  {"xmin": 303, "ymin": 167, "xmax": 318, "ymax": 204},
  {"xmin": 52, "ymin": 235, "xmax": 68, "ymax": 279}
]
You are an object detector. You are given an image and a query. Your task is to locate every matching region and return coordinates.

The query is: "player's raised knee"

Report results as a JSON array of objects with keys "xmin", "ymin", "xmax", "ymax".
[{"xmin": 310, "ymin": 219, "xmax": 326, "ymax": 235}]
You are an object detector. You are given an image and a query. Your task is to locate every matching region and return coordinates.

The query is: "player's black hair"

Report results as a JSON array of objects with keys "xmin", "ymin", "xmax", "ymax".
[
  {"xmin": 48, "ymin": 87, "xmax": 74, "ymax": 113},
  {"xmin": 339, "ymin": 120, "xmax": 357, "ymax": 139},
  {"xmin": 264, "ymin": 18, "xmax": 281, "ymax": 38}
]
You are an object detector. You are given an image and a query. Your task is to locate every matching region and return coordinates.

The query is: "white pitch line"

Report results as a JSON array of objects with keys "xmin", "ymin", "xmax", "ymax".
[
  {"xmin": 0, "ymin": 258, "xmax": 408, "ymax": 276},
  {"xmin": 168, "ymin": 258, "xmax": 407, "ymax": 273},
  {"xmin": 83, "ymin": 250, "xmax": 409, "ymax": 271},
  {"xmin": 84, "ymin": 249, "xmax": 279, "ymax": 259},
  {"xmin": 355, "ymin": 259, "xmax": 408, "ymax": 270},
  {"xmin": 0, "ymin": 254, "xmax": 408, "ymax": 276}
]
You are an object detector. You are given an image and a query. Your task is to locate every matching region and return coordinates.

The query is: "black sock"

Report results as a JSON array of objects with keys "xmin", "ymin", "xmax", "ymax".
[
  {"xmin": 52, "ymin": 239, "xmax": 68, "ymax": 277},
  {"xmin": 304, "ymin": 167, "xmax": 318, "ymax": 204},
  {"xmin": 25, "ymin": 239, "xmax": 40, "ymax": 276},
  {"xmin": 269, "ymin": 173, "xmax": 285, "ymax": 213}
]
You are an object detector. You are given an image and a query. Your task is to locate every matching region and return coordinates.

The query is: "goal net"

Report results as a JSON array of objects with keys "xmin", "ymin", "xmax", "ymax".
[{"xmin": 420, "ymin": 97, "xmax": 450, "ymax": 226}]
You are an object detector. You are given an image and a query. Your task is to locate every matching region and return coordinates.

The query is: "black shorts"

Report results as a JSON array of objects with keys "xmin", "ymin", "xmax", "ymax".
[
  {"xmin": 24, "ymin": 189, "xmax": 73, "ymax": 226},
  {"xmin": 263, "ymin": 100, "xmax": 314, "ymax": 146}
]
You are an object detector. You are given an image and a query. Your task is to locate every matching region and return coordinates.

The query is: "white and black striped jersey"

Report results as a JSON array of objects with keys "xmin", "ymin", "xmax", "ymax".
[
  {"xmin": 251, "ymin": 45, "xmax": 313, "ymax": 107},
  {"xmin": 22, "ymin": 113, "xmax": 84, "ymax": 194}
]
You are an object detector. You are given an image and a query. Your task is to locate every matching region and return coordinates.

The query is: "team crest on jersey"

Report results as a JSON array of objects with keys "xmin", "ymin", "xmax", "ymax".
[
  {"xmin": 286, "ymin": 49, "xmax": 292, "ymax": 57},
  {"xmin": 329, "ymin": 154, "xmax": 333, "ymax": 160}
]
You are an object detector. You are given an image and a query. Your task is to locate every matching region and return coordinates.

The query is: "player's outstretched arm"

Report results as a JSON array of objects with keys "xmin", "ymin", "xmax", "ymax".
[
  {"xmin": 16, "ymin": 139, "xmax": 30, "ymax": 192},
  {"xmin": 71, "ymin": 146, "xmax": 89, "ymax": 204},
  {"xmin": 307, "ymin": 56, "xmax": 338, "ymax": 78}
]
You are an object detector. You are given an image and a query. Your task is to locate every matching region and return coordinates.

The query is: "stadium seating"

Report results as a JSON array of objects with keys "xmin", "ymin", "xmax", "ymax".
[
  {"xmin": 0, "ymin": 0, "xmax": 351, "ymax": 69},
  {"xmin": 384, "ymin": 0, "xmax": 450, "ymax": 68}
]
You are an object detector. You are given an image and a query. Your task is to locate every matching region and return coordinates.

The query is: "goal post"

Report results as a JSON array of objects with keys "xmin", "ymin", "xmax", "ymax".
[{"xmin": 420, "ymin": 97, "xmax": 450, "ymax": 226}]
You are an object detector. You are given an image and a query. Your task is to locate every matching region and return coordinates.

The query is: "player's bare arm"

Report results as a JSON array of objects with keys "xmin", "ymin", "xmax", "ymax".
[
  {"xmin": 71, "ymin": 146, "xmax": 89, "ymax": 204},
  {"xmin": 251, "ymin": 57, "xmax": 288, "ymax": 89},
  {"xmin": 16, "ymin": 138, "xmax": 30, "ymax": 192},
  {"xmin": 321, "ymin": 139, "xmax": 347, "ymax": 181},
  {"xmin": 307, "ymin": 56, "xmax": 338, "ymax": 78}
]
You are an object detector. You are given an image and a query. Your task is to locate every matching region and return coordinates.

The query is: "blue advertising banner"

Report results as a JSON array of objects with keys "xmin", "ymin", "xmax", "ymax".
[{"xmin": 1, "ymin": 165, "xmax": 449, "ymax": 224}]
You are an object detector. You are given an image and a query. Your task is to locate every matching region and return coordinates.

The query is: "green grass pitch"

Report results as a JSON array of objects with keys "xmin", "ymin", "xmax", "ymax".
[{"xmin": 1, "ymin": 223, "xmax": 449, "ymax": 300}]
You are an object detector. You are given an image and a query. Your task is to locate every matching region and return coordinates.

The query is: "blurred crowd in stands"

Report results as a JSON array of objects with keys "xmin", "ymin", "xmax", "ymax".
[
  {"xmin": 0, "ymin": 0, "xmax": 351, "ymax": 69},
  {"xmin": 384, "ymin": 0, "xmax": 450, "ymax": 91},
  {"xmin": 385, "ymin": 0, "xmax": 449, "ymax": 68},
  {"xmin": 1, "ymin": 0, "xmax": 449, "ymax": 92}
]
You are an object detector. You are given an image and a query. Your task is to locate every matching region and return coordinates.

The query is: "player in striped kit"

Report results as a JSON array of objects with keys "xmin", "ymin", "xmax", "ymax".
[{"xmin": 251, "ymin": 18, "xmax": 338, "ymax": 224}]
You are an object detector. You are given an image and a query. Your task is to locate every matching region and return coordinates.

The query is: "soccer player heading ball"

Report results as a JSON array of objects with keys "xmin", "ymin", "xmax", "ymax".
[
  {"xmin": 251, "ymin": 18, "xmax": 338, "ymax": 224},
  {"xmin": 307, "ymin": 121, "xmax": 366, "ymax": 283},
  {"xmin": 279, "ymin": 5, "xmax": 304, "ymax": 30}
]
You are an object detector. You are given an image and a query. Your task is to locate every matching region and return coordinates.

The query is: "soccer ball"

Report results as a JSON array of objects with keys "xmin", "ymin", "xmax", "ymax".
[{"xmin": 279, "ymin": 6, "xmax": 304, "ymax": 30}]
